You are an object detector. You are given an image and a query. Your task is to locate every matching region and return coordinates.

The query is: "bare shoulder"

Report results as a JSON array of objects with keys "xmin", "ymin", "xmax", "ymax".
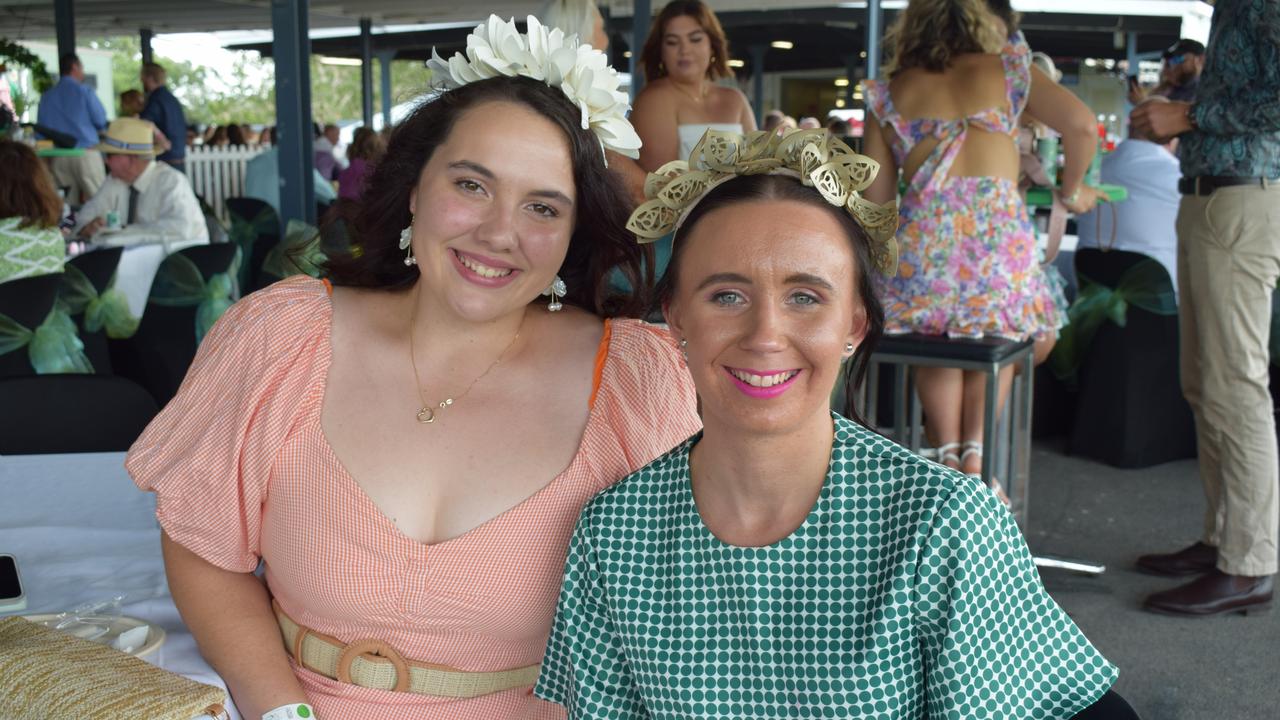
[
  {"xmin": 635, "ymin": 80, "xmax": 677, "ymax": 109},
  {"xmin": 525, "ymin": 304, "xmax": 605, "ymax": 361},
  {"xmin": 330, "ymin": 284, "xmax": 411, "ymax": 342}
]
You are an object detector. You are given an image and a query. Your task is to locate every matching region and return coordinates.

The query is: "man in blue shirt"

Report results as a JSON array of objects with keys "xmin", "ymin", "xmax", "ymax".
[
  {"xmin": 139, "ymin": 62, "xmax": 187, "ymax": 169},
  {"xmin": 36, "ymin": 53, "xmax": 108, "ymax": 204},
  {"xmin": 1131, "ymin": 0, "xmax": 1279, "ymax": 618}
]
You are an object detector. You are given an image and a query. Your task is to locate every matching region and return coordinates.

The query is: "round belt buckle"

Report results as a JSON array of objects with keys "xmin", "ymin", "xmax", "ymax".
[{"xmin": 335, "ymin": 638, "xmax": 412, "ymax": 692}]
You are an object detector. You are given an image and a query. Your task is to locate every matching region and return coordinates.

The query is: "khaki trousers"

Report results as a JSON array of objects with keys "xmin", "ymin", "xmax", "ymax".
[
  {"xmin": 47, "ymin": 150, "xmax": 105, "ymax": 205},
  {"xmin": 1177, "ymin": 182, "xmax": 1280, "ymax": 576}
]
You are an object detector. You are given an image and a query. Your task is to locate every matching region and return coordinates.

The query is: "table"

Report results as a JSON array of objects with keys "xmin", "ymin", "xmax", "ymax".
[
  {"xmin": 36, "ymin": 148, "xmax": 87, "ymax": 158},
  {"xmin": 0, "ymin": 452, "xmax": 240, "ymax": 719},
  {"xmin": 1026, "ymin": 183, "xmax": 1128, "ymax": 207}
]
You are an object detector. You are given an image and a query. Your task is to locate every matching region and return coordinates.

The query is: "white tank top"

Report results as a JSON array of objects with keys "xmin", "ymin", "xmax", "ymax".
[{"xmin": 677, "ymin": 123, "xmax": 744, "ymax": 160}]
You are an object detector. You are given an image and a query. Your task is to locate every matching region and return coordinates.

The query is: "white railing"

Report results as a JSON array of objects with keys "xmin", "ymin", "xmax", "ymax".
[{"xmin": 184, "ymin": 144, "xmax": 267, "ymax": 225}]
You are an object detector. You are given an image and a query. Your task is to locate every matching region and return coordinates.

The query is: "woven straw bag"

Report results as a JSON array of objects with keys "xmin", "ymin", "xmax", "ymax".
[{"xmin": 0, "ymin": 616, "xmax": 227, "ymax": 719}]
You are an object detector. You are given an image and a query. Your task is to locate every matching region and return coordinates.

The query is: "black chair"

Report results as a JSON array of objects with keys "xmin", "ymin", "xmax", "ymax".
[
  {"xmin": 0, "ymin": 273, "xmax": 63, "ymax": 378},
  {"xmin": 225, "ymin": 196, "xmax": 281, "ymax": 293},
  {"xmin": 60, "ymin": 247, "xmax": 124, "ymax": 374},
  {"xmin": 0, "ymin": 375, "xmax": 158, "ymax": 454},
  {"xmin": 110, "ymin": 244, "xmax": 239, "ymax": 407},
  {"xmin": 1066, "ymin": 248, "xmax": 1196, "ymax": 468},
  {"xmin": 1071, "ymin": 689, "xmax": 1141, "ymax": 719}
]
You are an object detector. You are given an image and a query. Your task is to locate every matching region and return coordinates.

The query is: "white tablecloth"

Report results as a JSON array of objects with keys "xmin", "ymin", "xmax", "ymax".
[{"xmin": 0, "ymin": 452, "xmax": 240, "ymax": 719}]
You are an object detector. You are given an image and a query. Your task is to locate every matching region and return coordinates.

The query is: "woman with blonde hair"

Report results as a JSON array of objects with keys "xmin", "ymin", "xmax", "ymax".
[
  {"xmin": 630, "ymin": 0, "xmax": 756, "ymax": 172},
  {"xmin": 862, "ymin": 0, "xmax": 1101, "ymax": 489},
  {"xmin": 538, "ymin": 0, "xmax": 608, "ymax": 51}
]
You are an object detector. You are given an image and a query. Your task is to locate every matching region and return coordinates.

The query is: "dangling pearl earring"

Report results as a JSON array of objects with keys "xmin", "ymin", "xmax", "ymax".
[
  {"xmin": 399, "ymin": 224, "xmax": 416, "ymax": 266},
  {"xmin": 542, "ymin": 275, "xmax": 566, "ymax": 312},
  {"xmin": 679, "ymin": 338, "xmax": 689, "ymax": 361}
]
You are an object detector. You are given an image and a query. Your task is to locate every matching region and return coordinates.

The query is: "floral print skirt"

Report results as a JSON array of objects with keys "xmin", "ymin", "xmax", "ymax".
[{"xmin": 878, "ymin": 176, "xmax": 1067, "ymax": 341}]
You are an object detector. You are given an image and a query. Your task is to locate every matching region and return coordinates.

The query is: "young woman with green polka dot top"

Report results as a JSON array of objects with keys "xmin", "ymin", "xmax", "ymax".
[{"xmin": 534, "ymin": 170, "xmax": 1122, "ymax": 719}]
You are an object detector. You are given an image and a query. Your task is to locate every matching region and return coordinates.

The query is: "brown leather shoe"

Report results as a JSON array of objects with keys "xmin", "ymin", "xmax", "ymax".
[
  {"xmin": 1135, "ymin": 541, "xmax": 1218, "ymax": 577},
  {"xmin": 1142, "ymin": 570, "xmax": 1273, "ymax": 617}
]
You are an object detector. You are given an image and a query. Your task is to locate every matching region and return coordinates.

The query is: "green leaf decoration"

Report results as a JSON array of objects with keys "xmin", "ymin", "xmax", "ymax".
[{"xmin": 1048, "ymin": 258, "xmax": 1178, "ymax": 384}]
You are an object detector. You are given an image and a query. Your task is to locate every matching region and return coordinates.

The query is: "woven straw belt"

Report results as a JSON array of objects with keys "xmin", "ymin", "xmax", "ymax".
[{"xmin": 272, "ymin": 599, "xmax": 541, "ymax": 698}]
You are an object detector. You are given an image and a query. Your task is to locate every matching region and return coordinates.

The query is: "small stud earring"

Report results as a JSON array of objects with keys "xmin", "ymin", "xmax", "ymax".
[
  {"xmin": 845, "ymin": 342, "xmax": 855, "ymax": 353},
  {"xmin": 542, "ymin": 275, "xmax": 566, "ymax": 312},
  {"xmin": 399, "ymin": 224, "xmax": 416, "ymax": 266}
]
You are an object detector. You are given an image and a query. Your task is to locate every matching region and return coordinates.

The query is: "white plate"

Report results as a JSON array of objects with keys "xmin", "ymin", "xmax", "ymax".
[{"xmin": 24, "ymin": 613, "xmax": 166, "ymax": 658}]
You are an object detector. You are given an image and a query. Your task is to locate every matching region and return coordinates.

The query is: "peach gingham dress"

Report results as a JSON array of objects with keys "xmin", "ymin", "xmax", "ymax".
[{"xmin": 126, "ymin": 276, "xmax": 701, "ymax": 719}]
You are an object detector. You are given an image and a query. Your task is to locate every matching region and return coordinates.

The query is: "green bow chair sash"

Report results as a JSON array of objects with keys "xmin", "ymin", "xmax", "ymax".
[
  {"xmin": 56, "ymin": 264, "xmax": 140, "ymax": 339},
  {"xmin": 1049, "ymin": 258, "xmax": 1178, "ymax": 383},
  {"xmin": 228, "ymin": 205, "xmax": 279, "ymax": 290},
  {"xmin": 148, "ymin": 249, "xmax": 241, "ymax": 344},
  {"xmin": 261, "ymin": 220, "xmax": 325, "ymax": 280},
  {"xmin": 0, "ymin": 308, "xmax": 94, "ymax": 374}
]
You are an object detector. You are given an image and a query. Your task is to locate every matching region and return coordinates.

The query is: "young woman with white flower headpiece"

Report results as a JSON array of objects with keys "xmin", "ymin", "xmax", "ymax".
[
  {"xmin": 126, "ymin": 16, "xmax": 698, "ymax": 720},
  {"xmin": 535, "ymin": 128, "xmax": 1122, "ymax": 718}
]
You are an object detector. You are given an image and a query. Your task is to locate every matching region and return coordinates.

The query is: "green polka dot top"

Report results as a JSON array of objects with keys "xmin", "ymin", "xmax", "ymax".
[{"xmin": 535, "ymin": 413, "xmax": 1117, "ymax": 718}]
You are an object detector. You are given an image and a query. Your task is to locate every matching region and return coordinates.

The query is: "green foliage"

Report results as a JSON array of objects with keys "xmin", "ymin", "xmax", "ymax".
[
  {"xmin": 0, "ymin": 37, "xmax": 54, "ymax": 92},
  {"xmin": 87, "ymin": 34, "xmax": 434, "ymax": 127}
]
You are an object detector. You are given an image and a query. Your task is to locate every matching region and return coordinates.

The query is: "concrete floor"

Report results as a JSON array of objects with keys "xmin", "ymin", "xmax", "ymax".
[{"xmin": 1027, "ymin": 441, "xmax": 1280, "ymax": 720}]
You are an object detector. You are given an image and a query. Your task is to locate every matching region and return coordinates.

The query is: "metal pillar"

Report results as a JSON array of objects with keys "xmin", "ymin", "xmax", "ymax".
[
  {"xmin": 359, "ymin": 18, "xmax": 374, "ymax": 128},
  {"xmin": 271, "ymin": 0, "xmax": 316, "ymax": 225},
  {"xmin": 378, "ymin": 51, "xmax": 395, "ymax": 129},
  {"xmin": 54, "ymin": 0, "xmax": 76, "ymax": 63},
  {"xmin": 844, "ymin": 54, "xmax": 859, "ymax": 106},
  {"xmin": 866, "ymin": 0, "xmax": 882, "ymax": 81},
  {"xmin": 750, "ymin": 45, "xmax": 767, "ymax": 125},
  {"xmin": 629, "ymin": 0, "xmax": 651, "ymax": 99},
  {"xmin": 140, "ymin": 28, "xmax": 154, "ymax": 65}
]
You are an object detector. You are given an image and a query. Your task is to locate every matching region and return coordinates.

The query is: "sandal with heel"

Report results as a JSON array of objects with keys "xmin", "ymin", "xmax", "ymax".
[{"xmin": 962, "ymin": 441, "xmax": 1010, "ymax": 507}]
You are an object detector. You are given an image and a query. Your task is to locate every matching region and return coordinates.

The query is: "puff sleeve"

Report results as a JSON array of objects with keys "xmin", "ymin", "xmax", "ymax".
[{"xmin": 126, "ymin": 276, "xmax": 330, "ymax": 573}]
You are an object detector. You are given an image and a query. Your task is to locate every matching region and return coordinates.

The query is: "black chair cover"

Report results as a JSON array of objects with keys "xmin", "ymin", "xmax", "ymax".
[
  {"xmin": 1071, "ymin": 689, "xmax": 1142, "ymax": 720},
  {"xmin": 109, "ymin": 244, "xmax": 239, "ymax": 407},
  {"xmin": 0, "ymin": 375, "xmax": 158, "ymax": 454},
  {"xmin": 1067, "ymin": 248, "xmax": 1196, "ymax": 467},
  {"xmin": 225, "ymin": 196, "xmax": 282, "ymax": 293},
  {"xmin": 62, "ymin": 247, "xmax": 124, "ymax": 375},
  {"xmin": 0, "ymin": 273, "xmax": 63, "ymax": 378}
]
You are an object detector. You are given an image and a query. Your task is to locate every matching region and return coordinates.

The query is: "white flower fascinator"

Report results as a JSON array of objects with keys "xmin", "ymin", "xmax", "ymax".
[{"xmin": 428, "ymin": 15, "xmax": 642, "ymax": 162}]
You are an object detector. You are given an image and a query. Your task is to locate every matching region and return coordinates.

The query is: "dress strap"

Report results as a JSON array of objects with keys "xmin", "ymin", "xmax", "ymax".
[
  {"xmin": 588, "ymin": 319, "xmax": 612, "ymax": 410},
  {"xmin": 1001, "ymin": 32, "xmax": 1033, "ymax": 121},
  {"xmin": 905, "ymin": 118, "xmax": 970, "ymax": 203}
]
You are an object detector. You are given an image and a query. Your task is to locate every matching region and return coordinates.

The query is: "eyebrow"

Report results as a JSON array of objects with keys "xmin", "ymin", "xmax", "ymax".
[
  {"xmin": 664, "ymin": 30, "xmax": 706, "ymax": 40},
  {"xmin": 448, "ymin": 160, "xmax": 574, "ymax": 208},
  {"xmin": 692, "ymin": 271, "xmax": 836, "ymax": 292}
]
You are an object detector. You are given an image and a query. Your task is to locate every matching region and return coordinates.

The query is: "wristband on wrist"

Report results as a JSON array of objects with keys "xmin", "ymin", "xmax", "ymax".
[
  {"xmin": 1060, "ymin": 187, "xmax": 1081, "ymax": 206},
  {"xmin": 261, "ymin": 703, "xmax": 314, "ymax": 720}
]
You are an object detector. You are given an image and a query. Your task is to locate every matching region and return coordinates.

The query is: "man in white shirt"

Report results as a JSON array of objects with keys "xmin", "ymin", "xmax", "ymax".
[
  {"xmin": 1076, "ymin": 106, "xmax": 1182, "ymax": 291},
  {"xmin": 74, "ymin": 117, "xmax": 209, "ymax": 249}
]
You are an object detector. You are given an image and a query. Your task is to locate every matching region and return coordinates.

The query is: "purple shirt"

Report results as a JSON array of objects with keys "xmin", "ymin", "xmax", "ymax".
[{"xmin": 337, "ymin": 158, "xmax": 372, "ymax": 201}]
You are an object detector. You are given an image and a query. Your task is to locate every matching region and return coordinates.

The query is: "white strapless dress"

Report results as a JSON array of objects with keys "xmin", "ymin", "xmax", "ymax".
[{"xmin": 677, "ymin": 123, "xmax": 744, "ymax": 160}]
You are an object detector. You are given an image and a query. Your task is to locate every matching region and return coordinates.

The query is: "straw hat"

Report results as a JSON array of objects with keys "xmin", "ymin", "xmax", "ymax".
[{"xmin": 97, "ymin": 117, "xmax": 155, "ymax": 156}]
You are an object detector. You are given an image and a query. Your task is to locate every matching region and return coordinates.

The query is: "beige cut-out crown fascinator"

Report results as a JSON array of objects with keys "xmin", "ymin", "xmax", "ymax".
[
  {"xmin": 625, "ymin": 128, "xmax": 901, "ymax": 276},
  {"xmin": 428, "ymin": 15, "xmax": 642, "ymax": 162}
]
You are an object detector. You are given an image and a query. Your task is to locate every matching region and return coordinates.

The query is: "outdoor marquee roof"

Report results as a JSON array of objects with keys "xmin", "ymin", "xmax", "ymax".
[{"xmin": 2, "ymin": 0, "xmax": 1208, "ymax": 52}]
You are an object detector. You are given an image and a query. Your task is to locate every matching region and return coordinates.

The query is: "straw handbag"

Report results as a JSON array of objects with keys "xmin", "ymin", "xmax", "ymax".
[{"xmin": 0, "ymin": 616, "xmax": 227, "ymax": 719}]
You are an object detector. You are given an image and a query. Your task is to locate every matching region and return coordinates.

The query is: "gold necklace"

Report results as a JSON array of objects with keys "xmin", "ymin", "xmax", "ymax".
[
  {"xmin": 671, "ymin": 80, "xmax": 709, "ymax": 104},
  {"xmin": 407, "ymin": 284, "xmax": 523, "ymax": 424}
]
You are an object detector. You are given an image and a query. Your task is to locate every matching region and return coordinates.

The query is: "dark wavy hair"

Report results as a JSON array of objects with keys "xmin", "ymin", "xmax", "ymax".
[
  {"xmin": 642, "ymin": 0, "xmax": 733, "ymax": 83},
  {"xmin": 654, "ymin": 174, "xmax": 885, "ymax": 429},
  {"xmin": 324, "ymin": 75, "xmax": 649, "ymax": 318}
]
